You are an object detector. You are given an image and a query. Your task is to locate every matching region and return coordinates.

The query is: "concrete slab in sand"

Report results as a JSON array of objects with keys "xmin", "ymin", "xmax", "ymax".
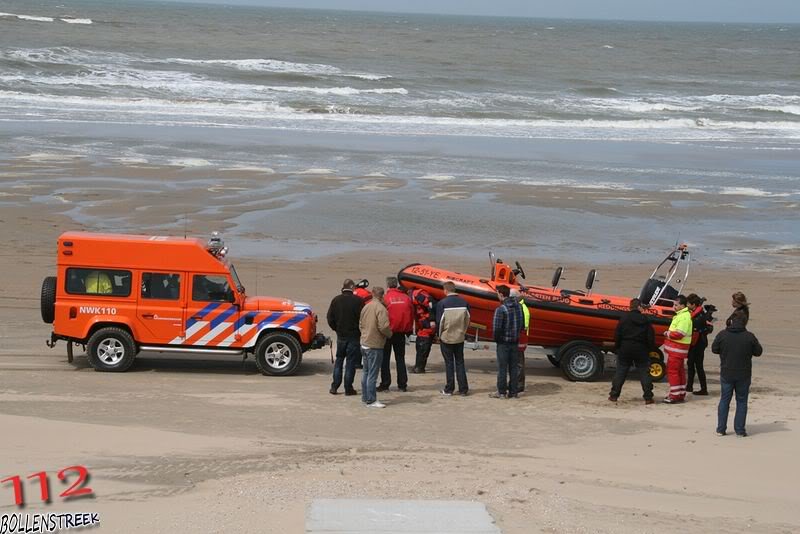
[{"xmin": 306, "ymin": 499, "xmax": 501, "ymax": 533}]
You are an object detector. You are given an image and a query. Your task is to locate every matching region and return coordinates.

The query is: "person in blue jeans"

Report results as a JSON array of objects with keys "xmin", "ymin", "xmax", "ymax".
[
  {"xmin": 711, "ymin": 316, "xmax": 763, "ymax": 437},
  {"xmin": 327, "ymin": 279, "xmax": 364, "ymax": 395},
  {"xmin": 359, "ymin": 286, "xmax": 392, "ymax": 408},
  {"xmin": 490, "ymin": 285, "xmax": 523, "ymax": 399}
]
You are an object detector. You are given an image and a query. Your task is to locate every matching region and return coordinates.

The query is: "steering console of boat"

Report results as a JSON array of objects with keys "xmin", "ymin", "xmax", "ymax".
[{"xmin": 513, "ymin": 261, "xmax": 527, "ymax": 280}]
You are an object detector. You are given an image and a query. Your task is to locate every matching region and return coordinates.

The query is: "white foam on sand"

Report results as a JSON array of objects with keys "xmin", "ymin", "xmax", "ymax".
[
  {"xmin": 418, "ymin": 174, "xmax": 455, "ymax": 182},
  {"xmin": 219, "ymin": 166, "xmax": 275, "ymax": 173},
  {"xmin": 111, "ymin": 157, "xmax": 150, "ymax": 165},
  {"xmin": 295, "ymin": 168, "xmax": 335, "ymax": 175},
  {"xmin": 665, "ymin": 188, "xmax": 706, "ymax": 194},
  {"xmin": 464, "ymin": 178, "xmax": 508, "ymax": 183},
  {"xmin": 364, "ymin": 172, "xmax": 387, "ymax": 177},
  {"xmin": 169, "ymin": 158, "xmax": 211, "ymax": 167},
  {"xmin": 19, "ymin": 152, "xmax": 84, "ymax": 162},
  {"xmin": 719, "ymin": 187, "xmax": 789, "ymax": 197},
  {"xmin": 428, "ymin": 191, "xmax": 470, "ymax": 200}
]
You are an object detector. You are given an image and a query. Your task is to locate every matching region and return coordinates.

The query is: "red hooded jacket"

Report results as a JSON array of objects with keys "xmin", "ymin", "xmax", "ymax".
[
  {"xmin": 384, "ymin": 287, "xmax": 414, "ymax": 334},
  {"xmin": 411, "ymin": 288, "xmax": 436, "ymax": 338}
]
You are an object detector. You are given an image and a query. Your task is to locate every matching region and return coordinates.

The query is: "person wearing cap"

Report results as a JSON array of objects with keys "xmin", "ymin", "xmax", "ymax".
[
  {"xmin": 712, "ymin": 315, "xmax": 763, "ymax": 437},
  {"xmin": 510, "ymin": 288, "xmax": 530, "ymax": 393},
  {"xmin": 490, "ymin": 285, "xmax": 524, "ymax": 399},
  {"xmin": 726, "ymin": 291, "xmax": 750, "ymax": 328},
  {"xmin": 662, "ymin": 295, "xmax": 693, "ymax": 404},
  {"xmin": 326, "ymin": 279, "xmax": 364, "ymax": 396}
]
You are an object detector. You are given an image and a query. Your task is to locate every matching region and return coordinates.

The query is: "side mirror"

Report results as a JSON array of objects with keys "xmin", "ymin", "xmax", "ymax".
[
  {"xmin": 585, "ymin": 269, "xmax": 597, "ymax": 292},
  {"xmin": 551, "ymin": 266, "xmax": 563, "ymax": 289}
]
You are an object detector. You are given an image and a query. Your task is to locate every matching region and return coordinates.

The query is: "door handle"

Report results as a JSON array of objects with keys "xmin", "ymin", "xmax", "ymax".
[
  {"xmin": 191, "ymin": 315, "xmax": 202, "ymax": 320},
  {"xmin": 142, "ymin": 313, "xmax": 155, "ymax": 319}
]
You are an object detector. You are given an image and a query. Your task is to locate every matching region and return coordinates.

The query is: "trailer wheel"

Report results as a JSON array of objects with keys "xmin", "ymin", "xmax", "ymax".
[
  {"xmin": 559, "ymin": 341, "xmax": 604, "ymax": 382},
  {"xmin": 546, "ymin": 354, "xmax": 560, "ymax": 368},
  {"xmin": 41, "ymin": 276, "xmax": 57, "ymax": 324},
  {"xmin": 255, "ymin": 332, "xmax": 302, "ymax": 376},
  {"xmin": 648, "ymin": 349, "xmax": 666, "ymax": 382},
  {"xmin": 87, "ymin": 327, "xmax": 137, "ymax": 372}
]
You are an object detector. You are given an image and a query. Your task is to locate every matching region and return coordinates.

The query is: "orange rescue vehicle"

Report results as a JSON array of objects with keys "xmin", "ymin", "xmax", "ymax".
[{"xmin": 41, "ymin": 231, "xmax": 328, "ymax": 375}]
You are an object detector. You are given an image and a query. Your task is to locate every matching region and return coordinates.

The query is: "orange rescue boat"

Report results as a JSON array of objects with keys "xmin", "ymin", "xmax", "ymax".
[{"xmin": 398, "ymin": 244, "xmax": 713, "ymax": 382}]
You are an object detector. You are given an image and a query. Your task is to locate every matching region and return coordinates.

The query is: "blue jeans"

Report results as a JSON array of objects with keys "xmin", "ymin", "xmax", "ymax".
[
  {"xmin": 440, "ymin": 342, "xmax": 469, "ymax": 394},
  {"xmin": 496, "ymin": 342, "xmax": 519, "ymax": 396},
  {"xmin": 717, "ymin": 375, "xmax": 751, "ymax": 435},
  {"xmin": 361, "ymin": 347, "xmax": 382, "ymax": 404},
  {"xmin": 331, "ymin": 336, "xmax": 360, "ymax": 392}
]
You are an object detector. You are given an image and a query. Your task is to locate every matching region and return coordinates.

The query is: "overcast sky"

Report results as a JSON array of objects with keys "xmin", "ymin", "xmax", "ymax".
[{"xmin": 168, "ymin": 0, "xmax": 800, "ymax": 23}]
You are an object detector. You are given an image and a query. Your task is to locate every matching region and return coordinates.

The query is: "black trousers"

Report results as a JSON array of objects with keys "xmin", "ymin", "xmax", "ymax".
[
  {"xmin": 687, "ymin": 344, "xmax": 708, "ymax": 392},
  {"xmin": 414, "ymin": 335, "xmax": 433, "ymax": 371},
  {"xmin": 610, "ymin": 344, "xmax": 653, "ymax": 400},
  {"xmin": 381, "ymin": 332, "xmax": 408, "ymax": 389}
]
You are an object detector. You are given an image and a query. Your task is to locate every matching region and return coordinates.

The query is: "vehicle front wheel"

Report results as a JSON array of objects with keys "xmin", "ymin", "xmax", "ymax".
[
  {"xmin": 87, "ymin": 327, "xmax": 137, "ymax": 372},
  {"xmin": 254, "ymin": 332, "xmax": 302, "ymax": 376},
  {"xmin": 559, "ymin": 342, "xmax": 604, "ymax": 382}
]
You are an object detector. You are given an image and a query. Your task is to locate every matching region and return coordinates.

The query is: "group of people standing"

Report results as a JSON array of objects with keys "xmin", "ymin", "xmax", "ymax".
[
  {"xmin": 329, "ymin": 278, "xmax": 764, "ymax": 436},
  {"xmin": 326, "ymin": 278, "xmax": 531, "ymax": 408},
  {"xmin": 609, "ymin": 291, "xmax": 763, "ymax": 436}
]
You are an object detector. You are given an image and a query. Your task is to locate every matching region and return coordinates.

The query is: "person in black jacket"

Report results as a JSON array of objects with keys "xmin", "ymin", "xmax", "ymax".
[
  {"xmin": 712, "ymin": 317, "xmax": 763, "ymax": 437},
  {"xmin": 726, "ymin": 291, "xmax": 750, "ymax": 327},
  {"xmin": 686, "ymin": 293, "xmax": 712, "ymax": 395},
  {"xmin": 609, "ymin": 298, "xmax": 655, "ymax": 404},
  {"xmin": 326, "ymin": 279, "xmax": 364, "ymax": 395}
]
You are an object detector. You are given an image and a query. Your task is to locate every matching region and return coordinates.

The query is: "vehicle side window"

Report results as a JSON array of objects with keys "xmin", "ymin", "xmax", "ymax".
[
  {"xmin": 192, "ymin": 275, "xmax": 232, "ymax": 302},
  {"xmin": 142, "ymin": 273, "xmax": 181, "ymax": 300},
  {"xmin": 65, "ymin": 268, "xmax": 131, "ymax": 297}
]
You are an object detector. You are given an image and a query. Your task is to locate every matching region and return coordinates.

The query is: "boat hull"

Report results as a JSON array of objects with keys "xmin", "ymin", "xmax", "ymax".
[{"xmin": 398, "ymin": 263, "xmax": 673, "ymax": 351}]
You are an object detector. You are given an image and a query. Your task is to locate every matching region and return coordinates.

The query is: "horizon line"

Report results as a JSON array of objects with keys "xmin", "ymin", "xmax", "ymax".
[{"xmin": 154, "ymin": 0, "xmax": 800, "ymax": 25}]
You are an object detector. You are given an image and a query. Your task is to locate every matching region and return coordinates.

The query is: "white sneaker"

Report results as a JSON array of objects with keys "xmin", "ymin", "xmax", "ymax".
[{"xmin": 366, "ymin": 401, "xmax": 386, "ymax": 408}]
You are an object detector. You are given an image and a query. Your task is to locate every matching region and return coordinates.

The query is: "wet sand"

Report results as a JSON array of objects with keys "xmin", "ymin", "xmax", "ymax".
[{"xmin": 1, "ymin": 192, "xmax": 799, "ymax": 533}]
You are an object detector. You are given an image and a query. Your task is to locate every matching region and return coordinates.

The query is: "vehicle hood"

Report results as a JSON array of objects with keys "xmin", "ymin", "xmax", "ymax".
[{"xmin": 242, "ymin": 296, "xmax": 313, "ymax": 314}]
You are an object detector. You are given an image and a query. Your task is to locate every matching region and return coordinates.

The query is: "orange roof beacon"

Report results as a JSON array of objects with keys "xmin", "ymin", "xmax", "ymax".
[
  {"xmin": 41, "ymin": 231, "xmax": 329, "ymax": 375},
  {"xmin": 398, "ymin": 244, "xmax": 716, "ymax": 383}
]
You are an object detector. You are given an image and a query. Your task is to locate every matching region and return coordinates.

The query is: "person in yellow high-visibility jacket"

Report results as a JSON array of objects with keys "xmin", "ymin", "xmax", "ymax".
[
  {"xmin": 511, "ymin": 289, "xmax": 530, "ymax": 393},
  {"xmin": 85, "ymin": 271, "xmax": 112, "ymax": 294},
  {"xmin": 663, "ymin": 295, "xmax": 693, "ymax": 403}
]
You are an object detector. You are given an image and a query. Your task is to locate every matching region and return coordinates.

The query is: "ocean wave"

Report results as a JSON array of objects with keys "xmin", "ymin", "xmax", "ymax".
[
  {"xmin": 2, "ymin": 91, "xmax": 800, "ymax": 142},
  {"xmin": 0, "ymin": 12, "xmax": 92, "ymax": 23},
  {"xmin": 0, "ymin": 47, "xmax": 389, "ymax": 80},
  {"xmin": 4, "ymin": 13, "xmax": 54, "ymax": 22}
]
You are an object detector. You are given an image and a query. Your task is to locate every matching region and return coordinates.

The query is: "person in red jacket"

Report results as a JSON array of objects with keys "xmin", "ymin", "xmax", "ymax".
[
  {"xmin": 410, "ymin": 288, "xmax": 436, "ymax": 373},
  {"xmin": 378, "ymin": 277, "xmax": 414, "ymax": 392}
]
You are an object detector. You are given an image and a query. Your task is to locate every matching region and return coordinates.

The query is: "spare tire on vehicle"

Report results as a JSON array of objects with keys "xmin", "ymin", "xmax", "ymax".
[{"xmin": 41, "ymin": 276, "xmax": 57, "ymax": 324}]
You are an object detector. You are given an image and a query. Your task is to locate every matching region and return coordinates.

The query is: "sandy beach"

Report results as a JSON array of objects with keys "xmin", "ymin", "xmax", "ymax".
[{"xmin": 1, "ymin": 180, "xmax": 799, "ymax": 533}]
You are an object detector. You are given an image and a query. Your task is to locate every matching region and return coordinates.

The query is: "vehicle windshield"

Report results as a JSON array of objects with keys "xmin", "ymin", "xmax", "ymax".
[{"xmin": 229, "ymin": 264, "xmax": 245, "ymax": 294}]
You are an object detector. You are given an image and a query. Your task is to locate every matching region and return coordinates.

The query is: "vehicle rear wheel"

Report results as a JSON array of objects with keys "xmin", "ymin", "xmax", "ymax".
[
  {"xmin": 255, "ymin": 332, "xmax": 302, "ymax": 376},
  {"xmin": 648, "ymin": 349, "xmax": 666, "ymax": 382},
  {"xmin": 87, "ymin": 327, "xmax": 137, "ymax": 372},
  {"xmin": 546, "ymin": 354, "xmax": 560, "ymax": 368},
  {"xmin": 559, "ymin": 341, "xmax": 604, "ymax": 382},
  {"xmin": 41, "ymin": 276, "xmax": 57, "ymax": 324}
]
